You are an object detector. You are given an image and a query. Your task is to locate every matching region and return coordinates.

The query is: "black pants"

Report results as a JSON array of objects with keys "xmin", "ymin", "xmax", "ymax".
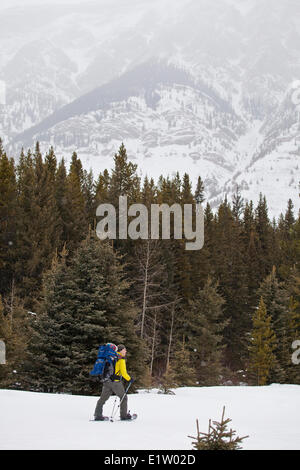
[{"xmin": 94, "ymin": 380, "xmax": 128, "ymax": 419}]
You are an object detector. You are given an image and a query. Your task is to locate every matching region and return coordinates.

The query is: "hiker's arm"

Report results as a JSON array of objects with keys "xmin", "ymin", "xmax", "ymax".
[{"xmin": 119, "ymin": 359, "xmax": 131, "ymax": 381}]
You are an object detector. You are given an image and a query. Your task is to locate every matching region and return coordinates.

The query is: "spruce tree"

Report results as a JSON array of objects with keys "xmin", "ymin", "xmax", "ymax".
[
  {"xmin": 95, "ymin": 169, "xmax": 110, "ymax": 205},
  {"xmin": 15, "ymin": 145, "xmax": 61, "ymax": 305},
  {"xmin": 254, "ymin": 193, "xmax": 274, "ymax": 279},
  {"xmin": 0, "ymin": 291, "xmax": 29, "ymax": 388},
  {"xmin": 82, "ymin": 168, "xmax": 95, "ymax": 226},
  {"xmin": 109, "ymin": 143, "xmax": 140, "ymax": 206},
  {"xmin": 241, "ymin": 201, "xmax": 260, "ymax": 306},
  {"xmin": 284, "ymin": 268, "xmax": 300, "ymax": 383},
  {"xmin": 141, "ymin": 176, "xmax": 157, "ymax": 206},
  {"xmin": 190, "ymin": 202, "xmax": 214, "ymax": 292},
  {"xmin": 212, "ymin": 199, "xmax": 250, "ymax": 369},
  {"xmin": 0, "ymin": 146, "xmax": 17, "ymax": 295},
  {"xmin": 159, "ymin": 363, "xmax": 177, "ymax": 394},
  {"xmin": 64, "ymin": 151, "xmax": 88, "ymax": 250},
  {"xmin": 170, "ymin": 339, "xmax": 197, "ymax": 387},
  {"xmin": 189, "ymin": 406, "xmax": 249, "ymax": 450},
  {"xmin": 257, "ymin": 266, "xmax": 290, "ymax": 382},
  {"xmin": 54, "ymin": 158, "xmax": 69, "ymax": 250},
  {"xmin": 277, "ymin": 199, "xmax": 298, "ymax": 281},
  {"xmin": 248, "ymin": 297, "xmax": 276, "ymax": 385},
  {"xmin": 15, "ymin": 149, "xmax": 35, "ymax": 299},
  {"xmin": 108, "ymin": 143, "xmax": 141, "ymax": 255},
  {"xmin": 232, "ymin": 185, "xmax": 244, "ymax": 220},
  {"xmin": 194, "ymin": 176, "xmax": 205, "ymax": 204},
  {"xmin": 284, "ymin": 199, "xmax": 295, "ymax": 231},
  {"xmin": 185, "ymin": 276, "xmax": 227, "ymax": 386},
  {"xmin": 26, "ymin": 232, "xmax": 145, "ymax": 394}
]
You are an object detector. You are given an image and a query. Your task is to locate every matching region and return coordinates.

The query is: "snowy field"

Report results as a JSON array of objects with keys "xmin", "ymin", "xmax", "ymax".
[{"xmin": 1, "ymin": 384, "xmax": 300, "ymax": 450}]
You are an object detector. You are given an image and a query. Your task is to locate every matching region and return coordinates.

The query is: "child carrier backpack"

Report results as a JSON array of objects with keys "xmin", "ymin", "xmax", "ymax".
[{"xmin": 90, "ymin": 343, "xmax": 118, "ymax": 382}]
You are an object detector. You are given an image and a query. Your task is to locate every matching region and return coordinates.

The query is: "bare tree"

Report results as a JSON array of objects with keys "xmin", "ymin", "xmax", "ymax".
[{"xmin": 132, "ymin": 239, "xmax": 178, "ymax": 376}]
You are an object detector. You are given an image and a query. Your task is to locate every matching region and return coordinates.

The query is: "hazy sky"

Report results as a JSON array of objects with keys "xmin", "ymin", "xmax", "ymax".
[
  {"xmin": 0, "ymin": 0, "xmax": 89, "ymax": 10},
  {"xmin": 0, "ymin": 0, "xmax": 255, "ymax": 13}
]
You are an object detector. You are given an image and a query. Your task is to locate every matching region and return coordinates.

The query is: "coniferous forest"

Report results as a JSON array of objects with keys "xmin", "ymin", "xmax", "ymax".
[{"xmin": 0, "ymin": 139, "xmax": 300, "ymax": 395}]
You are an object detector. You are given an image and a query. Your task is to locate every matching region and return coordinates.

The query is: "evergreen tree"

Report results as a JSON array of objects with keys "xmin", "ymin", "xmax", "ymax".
[
  {"xmin": 95, "ymin": 169, "xmax": 110, "ymax": 205},
  {"xmin": 254, "ymin": 193, "xmax": 274, "ymax": 280},
  {"xmin": 44, "ymin": 146, "xmax": 57, "ymax": 184},
  {"xmin": 241, "ymin": 201, "xmax": 260, "ymax": 306},
  {"xmin": 82, "ymin": 168, "xmax": 95, "ymax": 226},
  {"xmin": 284, "ymin": 199, "xmax": 295, "ymax": 230},
  {"xmin": 108, "ymin": 143, "xmax": 141, "ymax": 254},
  {"xmin": 139, "ymin": 365, "xmax": 153, "ymax": 391},
  {"xmin": 15, "ymin": 149, "xmax": 35, "ymax": 299},
  {"xmin": 212, "ymin": 199, "xmax": 250, "ymax": 369},
  {"xmin": 177, "ymin": 173, "xmax": 195, "ymax": 301},
  {"xmin": 284, "ymin": 268, "xmax": 300, "ymax": 383},
  {"xmin": 16, "ymin": 144, "xmax": 61, "ymax": 304},
  {"xmin": 141, "ymin": 176, "xmax": 157, "ymax": 206},
  {"xmin": 182, "ymin": 173, "xmax": 194, "ymax": 204},
  {"xmin": 0, "ymin": 290, "xmax": 29, "ymax": 388},
  {"xmin": 248, "ymin": 297, "xmax": 276, "ymax": 385},
  {"xmin": 188, "ymin": 406, "xmax": 249, "ymax": 450},
  {"xmin": 0, "ymin": 144, "xmax": 17, "ymax": 295},
  {"xmin": 194, "ymin": 176, "xmax": 205, "ymax": 204},
  {"xmin": 109, "ymin": 143, "xmax": 140, "ymax": 206},
  {"xmin": 64, "ymin": 151, "xmax": 88, "ymax": 250},
  {"xmin": 277, "ymin": 199, "xmax": 298, "ymax": 281},
  {"xmin": 1, "ymin": 140, "xmax": 298, "ymax": 389},
  {"xmin": 25, "ymin": 232, "xmax": 146, "ymax": 394},
  {"xmin": 170, "ymin": 339, "xmax": 197, "ymax": 386},
  {"xmin": 232, "ymin": 185, "xmax": 244, "ymax": 220},
  {"xmin": 159, "ymin": 363, "xmax": 177, "ymax": 394},
  {"xmin": 257, "ymin": 266, "xmax": 291, "ymax": 382},
  {"xmin": 54, "ymin": 158, "xmax": 69, "ymax": 250},
  {"xmin": 185, "ymin": 276, "xmax": 227, "ymax": 385},
  {"xmin": 190, "ymin": 202, "xmax": 214, "ymax": 292}
]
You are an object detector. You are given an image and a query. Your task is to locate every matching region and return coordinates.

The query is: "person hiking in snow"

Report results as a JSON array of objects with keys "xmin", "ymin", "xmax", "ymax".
[{"xmin": 94, "ymin": 344, "xmax": 134, "ymax": 421}]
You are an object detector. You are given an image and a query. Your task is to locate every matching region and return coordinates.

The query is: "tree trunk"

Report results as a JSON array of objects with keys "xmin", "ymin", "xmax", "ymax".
[
  {"xmin": 166, "ymin": 302, "xmax": 175, "ymax": 371},
  {"xmin": 141, "ymin": 240, "xmax": 150, "ymax": 338},
  {"xmin": 150, "ymin": 311, "xmax": 157, "ymax": 375}
]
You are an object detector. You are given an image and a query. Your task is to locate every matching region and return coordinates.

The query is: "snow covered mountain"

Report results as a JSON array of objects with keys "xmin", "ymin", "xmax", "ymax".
[{"xmin": 1, "ymin": 0, "xmax": 300, "ymax": 216}]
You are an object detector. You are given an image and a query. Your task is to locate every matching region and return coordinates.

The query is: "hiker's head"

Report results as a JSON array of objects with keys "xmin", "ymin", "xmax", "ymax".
[{"xmin": 117, "ymin": 344, "xmax": 126, "ymax": 357}]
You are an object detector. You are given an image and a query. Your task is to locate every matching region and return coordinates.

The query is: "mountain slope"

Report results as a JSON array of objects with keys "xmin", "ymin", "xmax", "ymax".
[{"xmin": 1, "ymin": 0, "xmax": 300, "ymax": 216}]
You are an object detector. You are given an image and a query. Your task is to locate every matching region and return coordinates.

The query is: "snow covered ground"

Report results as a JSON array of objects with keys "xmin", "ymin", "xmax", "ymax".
[{"xmin": 1, "ymin": 384, "xmax": 300, "ymax": 450}]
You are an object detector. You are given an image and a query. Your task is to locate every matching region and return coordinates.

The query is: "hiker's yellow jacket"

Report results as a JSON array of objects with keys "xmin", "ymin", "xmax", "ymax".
[{"xmin": 114, "ymin": 353, "xmax": 131, "ymax": 382}]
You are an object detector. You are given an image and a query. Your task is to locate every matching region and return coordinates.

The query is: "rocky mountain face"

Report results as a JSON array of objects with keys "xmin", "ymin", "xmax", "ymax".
[{"xmin": 0, "ymin": 0, "xmax": 300, "ymax": 216}]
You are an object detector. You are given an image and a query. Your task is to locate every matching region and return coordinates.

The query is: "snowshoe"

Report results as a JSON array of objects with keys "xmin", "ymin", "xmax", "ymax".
[
  {"xmin": 91, "ymin": 416, "xmax": 109, "ymax": 421},
  {"xmin": 120, "ymin": 412, "xmax": 137, "ymax": 421}
]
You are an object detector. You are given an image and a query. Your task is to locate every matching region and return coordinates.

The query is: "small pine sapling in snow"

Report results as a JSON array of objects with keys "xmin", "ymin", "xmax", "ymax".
[
  {"xmin": 188, "ymin": 406, "xmax": 249, "ymax": 450},
  {"xmin": 158, "ymin": 364, "xmax": 176, "ymax": 395},
  {"xmin": 170, "ymin": 341, "xmax": 197, "ymax": 387},
  {"xmin": 141, "ymin": 366, "xmax": 153, "ymax": 392}
]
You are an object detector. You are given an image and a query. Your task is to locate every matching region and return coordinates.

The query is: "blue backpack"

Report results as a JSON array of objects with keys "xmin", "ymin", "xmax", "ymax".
[{"xmin": 90, "ymin": 343, "xmax": 119, "ymax": 382}]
